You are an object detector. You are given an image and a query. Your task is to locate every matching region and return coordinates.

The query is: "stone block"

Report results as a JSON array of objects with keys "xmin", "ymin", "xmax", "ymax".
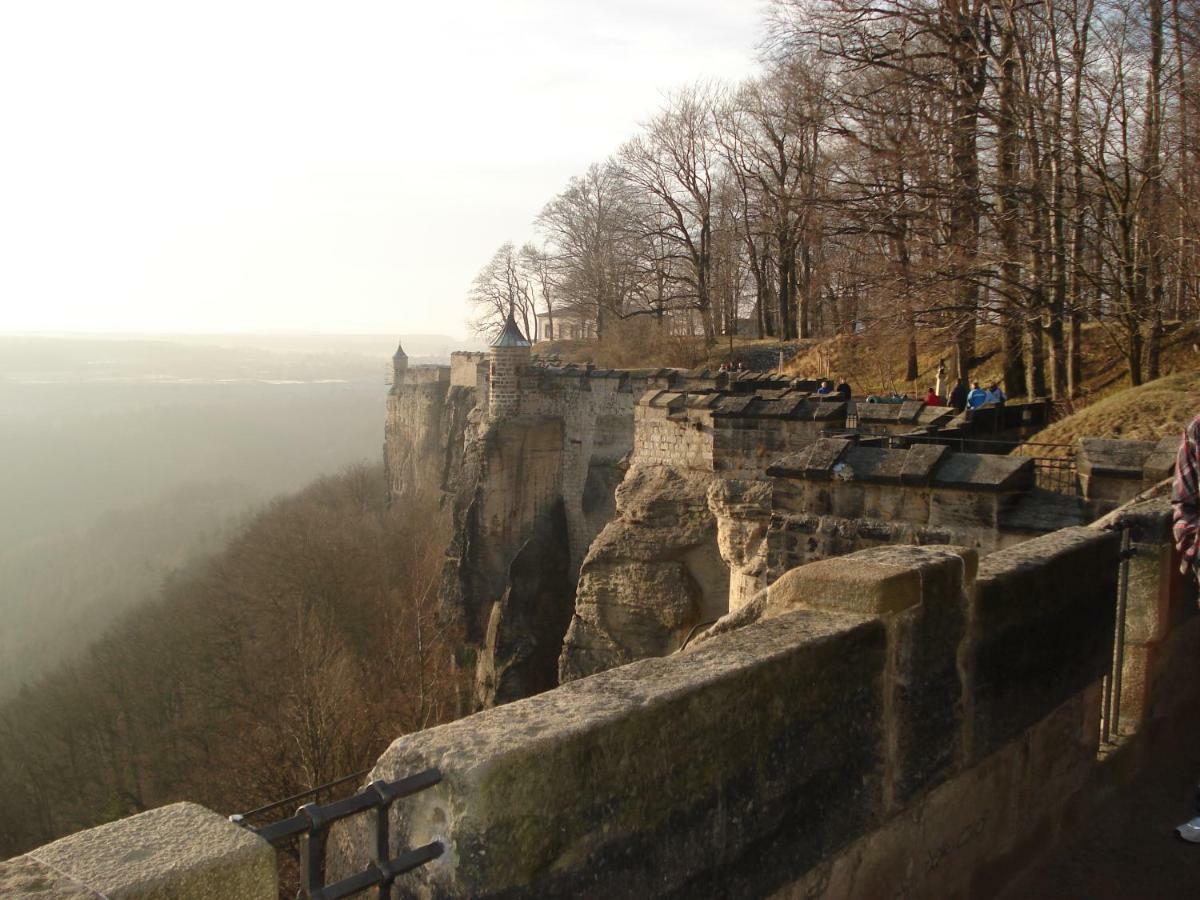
[
  {"xmin": 969, "ymin": 527, "xmax": 1120, "ymax": 761},
  {"xmin": 26, "ymin": 803, "xmax": 275, "ymax": 899},
  {"xmin": 931, "ymin": 452, "xmax": 1034, "ymax": 493},
  {"xmin": 0, "ymin": 855, "xmax": 97, "ymax": 898},
  {"xmin": 332, "ymin": 610, "xmax": 887, "ymax": 899},
  {"xmin": 826, "ymin": 479, "xmax": 863, "ymax": 518},
  {"xmin": 899, "ymin": 443, "xmax": 948, "ymax": 485},
  {"xmin": 1145, "ymin": 435, "xmax": 1179, "ymax": 480},
  {"xmin": 766, "ymin": 437, "xmax": 850, "ymax": 479},
  {"xmin": 764, "ymin": 554, "xmax": 922, "ymax": 617},
  {"xmin": 929, "ymin": 488, "xmax": 999, "ymax": 529},
  {"xmin": 1078, "ymin": 437, "xmax": 1158, "ymax": 479}
]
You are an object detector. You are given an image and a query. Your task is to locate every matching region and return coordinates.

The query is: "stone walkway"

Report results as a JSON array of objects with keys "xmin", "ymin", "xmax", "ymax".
[{"xmin": 999, "ymin": 706, "xmax": 1200, "ymax": 900}]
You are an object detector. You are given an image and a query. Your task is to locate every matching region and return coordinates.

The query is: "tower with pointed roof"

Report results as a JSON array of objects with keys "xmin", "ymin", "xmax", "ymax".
[
  {"xmin": 391, "ymin": 339, "xmax": 408, "ymax": 386},
  {"xmin": 488, "ymin": 311, "xmax": 531, "ymax": 418}
]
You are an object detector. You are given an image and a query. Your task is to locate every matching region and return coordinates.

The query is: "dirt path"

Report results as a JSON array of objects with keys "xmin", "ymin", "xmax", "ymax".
[{"xmin": 999, "ymin": 708, "xmax": 1200, "ymax": 900}]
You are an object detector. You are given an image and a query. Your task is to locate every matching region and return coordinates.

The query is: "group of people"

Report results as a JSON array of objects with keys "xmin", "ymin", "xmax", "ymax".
[
  {"xmin": 925, "ymin": 380, "xmax": 1007, "ymax": 412},
  {"xmin": 717, "ymin": 359, "xmax": 748, "ymax": 373},
  {"xmin": 815, "ymin": 378, "xmax": 852, "ymax": 402}
]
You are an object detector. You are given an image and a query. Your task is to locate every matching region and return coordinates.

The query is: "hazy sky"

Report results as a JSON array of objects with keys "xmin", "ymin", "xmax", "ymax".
[{"xmin": 1, "ymin": 1, "xmax": 763, "ymax": 340}]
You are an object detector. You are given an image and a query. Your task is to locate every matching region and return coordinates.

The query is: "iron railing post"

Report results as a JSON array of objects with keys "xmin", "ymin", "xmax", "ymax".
[{"xmin": 1111, "ymin": 528, "xmax": 1133, "ymax": 738}]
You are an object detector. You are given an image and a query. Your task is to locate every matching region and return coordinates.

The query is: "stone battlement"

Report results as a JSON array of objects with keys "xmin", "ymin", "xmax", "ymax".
[
  {"xmin": 10, "ymin": 507, "xmax": 1197, "ymax": 899},
  {"xmin": 392, "ymin": 364, "xmax": 450, "ymax": 387},
  {"xmin": 633, "ymin": 387, "xmax": 848, "ymax": 472}
]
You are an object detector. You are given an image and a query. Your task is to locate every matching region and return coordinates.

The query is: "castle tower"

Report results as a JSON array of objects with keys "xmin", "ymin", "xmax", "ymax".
[
  {"xmin": 392, "ymin": 339, "xmax": 408, "ymax": 386},
  {"xmin": 488, "ymin": 311, "xmax": 531, "ymax": 419}
]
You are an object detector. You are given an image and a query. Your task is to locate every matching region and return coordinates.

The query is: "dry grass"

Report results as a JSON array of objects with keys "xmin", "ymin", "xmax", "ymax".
[
  {"xmin": 1027, "ymin": 370, "xmax": 1200, "ymax": 448},
  {"xmin": 784, "ymin": 320, "xmax": 1200, "ymax": 403}
]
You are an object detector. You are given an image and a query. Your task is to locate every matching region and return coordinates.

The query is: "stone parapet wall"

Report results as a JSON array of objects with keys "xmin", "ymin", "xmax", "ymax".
[
  {"xmin": 630, "ymin": 389, "xmax": 847, "ymax": 472},
  {"xmin": 1, "ymin": 803, "xmax": 275, "ymax": 899},
  {"xmin": 328, "ymin": 534, "xmax": 1126, "ymax": 898},
  {"xmin": 705, "ymin": 438, "xmax": 1101, "ymax": 604},
  {"xmin": 13, "ymin": 496, "xmax": 1199, "ymax": 900},
  {"xmin": 1077, "ymin": 436, "xmax": 1177, "ymax": 506},
  {"xmin": 450, "ymin": 351, "xmax": 487, "ymax": 389},
  {"xmin": 397, "ymin": 364, "xmax": 450, "ymax": 386}
]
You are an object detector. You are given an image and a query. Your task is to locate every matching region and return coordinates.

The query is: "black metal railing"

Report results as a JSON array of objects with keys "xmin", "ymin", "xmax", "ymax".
[
  {"xmin": 1030, "ymin": 454, "xmax": 1079, "ymax": 495},
  {"xmin": 1101, "ymin": 529, "xmax": 1136, "ymax": 744},
  {"xmin": 232, "ymin": 768, "xmax": 443, "ymax": 900}
]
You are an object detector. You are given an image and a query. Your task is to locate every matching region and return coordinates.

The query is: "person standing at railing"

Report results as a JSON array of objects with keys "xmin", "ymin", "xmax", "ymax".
[
  {"xmin": 966, "ymin": 382, "xmax": 989, "ymax": 409},
  {"xmin": 1171, "ymin": 414, "xmax": 1200, "ymax": 842},
  {"xmin": 949, "ymin": 379, "xmax": 968, "ymax": 412}
]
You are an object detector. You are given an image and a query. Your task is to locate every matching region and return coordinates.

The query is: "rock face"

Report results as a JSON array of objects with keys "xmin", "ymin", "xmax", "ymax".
[
  {"xmin": 558, "ymin": 465, "xmax": 730, "ymax": 681},
  {"xmin": 434, "ymin": 369, "xmax": 652, "ymax": 708},
  {"xmin": 385, "ymin": 360, "xmax": 1107, "ymax": 708},
  {"xmin": 384, "ymin": 374, "xmax": 476, "ymax": 501}
]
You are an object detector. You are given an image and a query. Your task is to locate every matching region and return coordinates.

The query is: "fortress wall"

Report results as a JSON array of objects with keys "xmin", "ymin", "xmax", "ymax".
[
  {"xmin": 329, "ymin": 535, "xmax": 1125, "ymax": 899},
  {"xmin": 631, "ymin": 404, "xmax": 715, "ymax": 469},
  {"xmin": 443, "ymin": 369, "xmax": 654, "ymax": 707},
  {"xmin": 384, "ymin": 380, "xmax": 475, "ymax": 501},
  {"xmin": 400, "ymin": 365, "xmax": 451, "ymax": 385},
  {"xmin": 711, "ymin": 417, "xmax": 830, "ymax": 471},
  {"xmin": 714, "ymin": 439, "xmax": 1099, "ymax": 604},
  {"xmin": 450, "ymin": 351, "xmax": 487, "ymax": 390},
  {"xmin": 511, "ymin": 372, "xmax": 650, "ymax": 575},
  {"xmin": 12, "ymin": 471, "xmax": 1199, "ymax": 900}
]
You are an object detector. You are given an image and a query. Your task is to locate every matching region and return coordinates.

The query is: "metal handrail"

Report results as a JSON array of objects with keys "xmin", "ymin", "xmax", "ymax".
[{"xmin": 232, "ymin": 768, "xmax": 444, "ymax": 900}]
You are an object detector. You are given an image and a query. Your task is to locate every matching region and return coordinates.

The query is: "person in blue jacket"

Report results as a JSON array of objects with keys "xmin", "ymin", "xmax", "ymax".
[{"xmin": 966, "ymin": 381, "xmax": 989, "ymax": 409}]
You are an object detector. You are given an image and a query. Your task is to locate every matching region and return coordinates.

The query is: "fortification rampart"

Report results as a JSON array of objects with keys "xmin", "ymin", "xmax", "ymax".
[
  {"xmin": 631, "ymin": 388, "xmax": 848, "ymax": 472},
  {"xmin": 7, "ymin": 468, "xmax": 1197, "ymax": 900}
]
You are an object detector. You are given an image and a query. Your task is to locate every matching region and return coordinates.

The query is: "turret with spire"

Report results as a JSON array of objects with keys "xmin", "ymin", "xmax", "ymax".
[
  {"xmin": 488, "ymin": 309, "xmax": 531, "ymax": 419},
  {"xmin": 391, "ymin": 338, "xmax": 408, "ymax": 387}
]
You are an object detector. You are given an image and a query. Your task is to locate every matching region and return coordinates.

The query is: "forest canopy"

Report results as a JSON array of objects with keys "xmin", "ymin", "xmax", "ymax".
[{"xmin": 471, "ymin": 0, "xmax": 1199, "ymax": 396}]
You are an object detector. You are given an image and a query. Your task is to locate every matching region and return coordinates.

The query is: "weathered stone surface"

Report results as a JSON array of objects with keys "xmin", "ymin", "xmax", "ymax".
[
  {"xmin": 474, "ymin": 500, "xmax": 574, "ymax": 707},
  {"xmin": 1078, "ymin": 437, "xmax": 1159, "ymax": 478},
  {"xmin": 27, "ymin": 803, "xmax": 275, "ymax": 899},
  {"xmin": 384, "ymin": 376, "xmax": 473, "ymax": 500},
  {"xmin": 899, "ymin": 443, "xmax": 948, "ymax": 484},
  {"xmin": 331, "ymin": 609, "xmax": 887, "ymax": 899},
  {"xmin": 1077, "ymin": 437, "xmax": 1174, "ymax": 505},
  {"xmin": 764, "ymin": 555, "xmax": 923, "ymax": 617},
  {"xmin": 931, "ymin": 452, "xmax": 1033, "ymax": 492},
  {"xmin": 766, "ymin": 438, "xmax": 851, "ymax": 479},
  {"xmin": 781, "ymin": 685, "xmax": 1097, "ymax": 900},
  {"xmin": 0, "ymin": 855, "xmax": 98, "ymax": 898},
  {"xmin": 969, "ymin": 527, "xmax": 1120, "ymax": 760},
  {"xmin": 707, "ymin": 477, "xmax": 773, "ymax": 610},
  {"xmin": 751, "ymin": 545, "xmax": 977, "ymax": 804},
  {"xmin": 559, "ymin": 465, "xmax": 730, "ymax": 680},
  {"xmin": 1143, "ymin": 435, "xmax": 1179, "ymax": 482}
]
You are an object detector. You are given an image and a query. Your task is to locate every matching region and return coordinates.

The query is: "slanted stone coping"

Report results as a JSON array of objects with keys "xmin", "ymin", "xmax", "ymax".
[
  {"xmin": 1078, "ymin": 435, "xmax": 1177, "ymax": 486},
  {"xmin": 329, "ymin": 533, "xmax": 1122, "ymax": 898},
  {"xmin": 768, "ymin": 437, "xmax": 1033, "ymax": 492},
  {"xmin": 1078, "ymin": 436, "xmax": 1179, "ymax": 505},
  {"xmin": 1, "ymin": 803, "xmax": 275, "ymax": 899}
]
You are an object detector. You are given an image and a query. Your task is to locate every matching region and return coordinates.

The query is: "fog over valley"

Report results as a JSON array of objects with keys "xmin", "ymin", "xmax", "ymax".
[{"xmin": 0, "ymin": 333, "xmax": 471, "ymax": 695}]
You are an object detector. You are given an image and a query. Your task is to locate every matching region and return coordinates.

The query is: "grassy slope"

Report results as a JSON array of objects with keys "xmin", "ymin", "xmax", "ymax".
[
  {"xmin": 1027, "ymin": 371, "xmax": 1200, "ymax": 447},
  {"xmin": 784, "ymin": 320, "xmax": 1200, "ymax": 403}
]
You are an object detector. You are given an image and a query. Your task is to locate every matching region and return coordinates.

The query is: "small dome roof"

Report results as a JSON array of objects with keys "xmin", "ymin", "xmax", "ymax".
[
  {"xmin": 491, "ymin": 311, "xmax": 531, "ymax": 348},
  {"xmin": 392, "ymin": 340, "xmax": 407, "ymax": 360}
]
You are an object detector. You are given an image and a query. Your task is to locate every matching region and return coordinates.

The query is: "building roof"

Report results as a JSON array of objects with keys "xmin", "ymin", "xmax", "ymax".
[
  {"xmin": 392, "ymin": 340, "xmax": 407, "ymax": 360},
  {"xmin": 491, "ymin": 311, "xmax": 532, "ymax": 349}
]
